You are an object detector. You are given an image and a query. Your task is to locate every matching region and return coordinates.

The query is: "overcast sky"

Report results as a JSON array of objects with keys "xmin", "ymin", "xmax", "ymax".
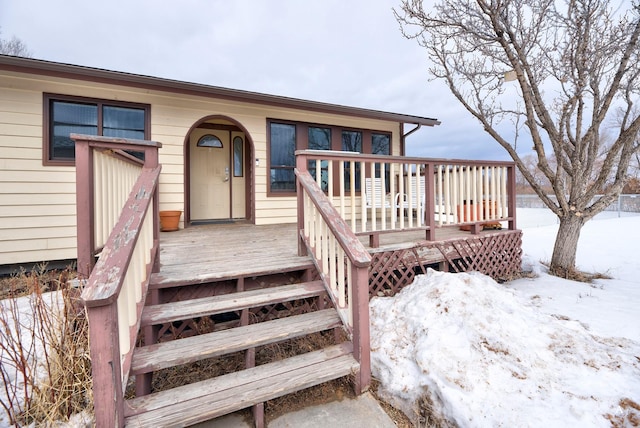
[{"xmin": 0, "ymin": 0, "xmax": 514, "ymax": 160}]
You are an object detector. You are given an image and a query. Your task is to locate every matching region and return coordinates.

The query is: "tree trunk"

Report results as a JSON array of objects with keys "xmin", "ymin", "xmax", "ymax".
[{"xmin": 549, "ymin": 214, "xmax": 585, "ymax": 276}]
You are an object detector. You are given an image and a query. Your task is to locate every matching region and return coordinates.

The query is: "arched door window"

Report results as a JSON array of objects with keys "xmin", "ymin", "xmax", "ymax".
[{"xmin": 197, "ymin": 134, "xmax": 223, "ymax": 148}]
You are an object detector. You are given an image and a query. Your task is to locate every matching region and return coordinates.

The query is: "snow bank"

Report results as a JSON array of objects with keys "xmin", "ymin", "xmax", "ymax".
[{"xmin": 370, "ymin": 269, "xmax": 640, "ymax": 427}]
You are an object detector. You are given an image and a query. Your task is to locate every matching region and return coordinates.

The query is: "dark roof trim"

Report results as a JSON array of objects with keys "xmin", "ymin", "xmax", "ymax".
[{"xmin": 0, "ymin": 55, "xmax": 440, "ymax": 127}]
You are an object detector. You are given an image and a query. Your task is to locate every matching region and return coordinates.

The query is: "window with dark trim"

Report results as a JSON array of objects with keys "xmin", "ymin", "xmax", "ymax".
[
  {"xmin": 267, "ymin": 119, "xmax": 392, "ymax": 194},
  {"xmin": 269, "ymin": 122, "xmax": 297, "ymax": 191},
  {"xmin": 43, "ymin": 94, "xmax": 150, "ymax": 165}
]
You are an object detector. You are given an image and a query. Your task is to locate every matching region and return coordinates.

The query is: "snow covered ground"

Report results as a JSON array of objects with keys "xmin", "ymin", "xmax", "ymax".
[
  {"xmin": 2, "ymin": 209, "xmax": 639, "ymax": 427},
  {"xmin": 371, "ymin": 208, "xmax": 640, "ymax": 427}
]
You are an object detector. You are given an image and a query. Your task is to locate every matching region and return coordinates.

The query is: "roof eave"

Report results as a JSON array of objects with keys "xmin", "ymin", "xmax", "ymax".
[{"xmin": 0, "ymin": 55, "xmax": 441, "ymax": 127}]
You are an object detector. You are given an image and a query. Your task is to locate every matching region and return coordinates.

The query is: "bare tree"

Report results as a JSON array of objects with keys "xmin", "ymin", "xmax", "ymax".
[
  {"xmin": 0, "ymin": 28, "xmax": 31, "ymax": 57},
  {"xmin": 624, "ymin": 149, "xmax": 640, "ymax": 193},
  {"xmin": 395, "ymin": 0, "xmax": 640, "ymax": 276},
  {"xmin": 516, "ymin": 153, "xmax": 554, "ymax": 193}
]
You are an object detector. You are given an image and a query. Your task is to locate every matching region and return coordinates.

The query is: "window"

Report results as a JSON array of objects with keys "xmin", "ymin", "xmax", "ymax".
[
  {"xmin": 308, "ymin": 127, "xmax": 331, "ymax": 191},
  {"xmin": 372, "ymin": 133, "xmax": 391, "ymax": 191},
  {"xmin": 267, "ymin": 119, "xmax": 392, "ymax": 194},
  {"xmin": 233, "ymin": 136, "xmax": 243, "ymax": 177},
  {"xmin": 342, "ymin": 130, "xmax": 363, "ymax": 191},
  {"xmin": 197, "ymin": 134, "xmax": 223, "ymax": 148},
  {"xmin": 44, "ymin": 94, "xmax": 149, "ymax": 165},
  {"xmin": 372, "ymin": 133, "xmax": 390, "ymax": 156},
  {"xmin": 269, "ymin": 123, "xmax": 296, "ymax": 191}
]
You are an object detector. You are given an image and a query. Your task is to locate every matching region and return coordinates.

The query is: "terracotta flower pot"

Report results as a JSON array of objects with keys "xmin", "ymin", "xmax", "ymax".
[{"xmin": 159, "ymin": 210, "xmax": 182, "ymax": 232}]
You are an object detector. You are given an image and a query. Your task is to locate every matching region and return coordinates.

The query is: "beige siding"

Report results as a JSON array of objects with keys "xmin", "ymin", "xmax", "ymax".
[{"xmin": 0, "ymin": 69, "xmax": 404, "ymax": 265}]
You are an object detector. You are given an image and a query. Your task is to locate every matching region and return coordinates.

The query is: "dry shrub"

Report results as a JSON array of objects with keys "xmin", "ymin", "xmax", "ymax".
[
  {"xmin": 370, "ymin": 379, "xmax": 456, "ymax": 428},
  {"xmin": 414, "ymin": 393, "xmax": 458, "ymax": 428},
  {"xmin": 369, "ymin": 380, "xmax": 414, "ymax": 427},
  {"xmin": 606, "ymin": 398, "xmax": 640, "ymax": 427},
  {"xmin": 261, "ymin": 331, "xmax": 352, "ymax": 421},
  {"xmin": 0, "ymin": 264, "xmax": 75, "ymax": 299},
  {"xmin": 148, "ymin": 350, "xmax": 246, "ymax": 395},
  {"xmin": 0, "ymin": 265, "xmax": 93, "ymax": 426},
  {"xmin": 495, "ymin": 269, "xmax": 537, "ymax": 284},
  {"xmin": 548, "ymin": 265, "xmax": 612, "ymax": 283}
]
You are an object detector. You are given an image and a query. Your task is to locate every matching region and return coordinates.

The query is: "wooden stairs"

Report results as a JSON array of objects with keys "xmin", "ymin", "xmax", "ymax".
[{"xmin": 123, "ymin": 272, "xmax": 358, "ymax": 427}]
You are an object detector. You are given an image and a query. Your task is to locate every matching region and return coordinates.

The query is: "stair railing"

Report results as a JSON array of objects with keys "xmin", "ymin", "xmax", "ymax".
[
  {"xmin": 73, "ymin": 134, "xmax": 162, "ymax": 427},
  {"xmin": 295, "ymin": 163, "xmax": 372, "ymax": 394}
]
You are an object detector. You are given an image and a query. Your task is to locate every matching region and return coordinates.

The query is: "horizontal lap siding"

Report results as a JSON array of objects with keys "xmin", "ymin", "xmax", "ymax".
[
  {"xmin": 0, "ymin": 82, "xmax": 77, "ymax": 264},
  {"xmin": 0, "ymin": 69, "xmax": 402, "ymax": 265}
]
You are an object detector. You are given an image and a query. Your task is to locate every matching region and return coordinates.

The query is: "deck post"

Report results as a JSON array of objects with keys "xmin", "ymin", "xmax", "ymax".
[
  {"xmin": 86, "ymin": 304, "xmax": 125, "ymax": 427},
  {"xmin": 507, "ymin": 165, "xmax": 517, "ymax": 230},
  {"xmin": 424, "ymin": 162, "xmax": 436, "ymax": 241},
  {"xmin": 144, "ymin": 144, "xmax": 162, "ymax": 273},
  {"xmin": 296, "ymin": 154, "xmax": 309, "ymax": 256},
  {"xmin": 351, "ymin": 264, "xmax": 371, "ymax": 394},
  {"xmin": 137, "ymin": 286, "xmax": 159, "ymax": 397},
  {"xmin": 74, "ymin": 137, "xmax": 96, "ymax": 278}
]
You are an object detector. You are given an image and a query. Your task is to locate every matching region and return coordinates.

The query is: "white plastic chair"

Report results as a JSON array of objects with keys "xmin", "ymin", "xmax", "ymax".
[
  {"xmin": 395, "ymin": 175, "xmax": 426, "ymax": 222},
  {"xmin": 364, "ymin": 178, "xmax": 391, "ymax": 210}
]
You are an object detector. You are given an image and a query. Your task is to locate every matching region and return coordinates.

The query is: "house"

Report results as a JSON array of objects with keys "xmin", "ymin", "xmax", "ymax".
[
  {"xmin": 1, "ymin": 54, "xmax": 523, "ymax": 427},
  {"xmin": 0, "ymin": 54, "xmax": 439, "ymax": 268}
]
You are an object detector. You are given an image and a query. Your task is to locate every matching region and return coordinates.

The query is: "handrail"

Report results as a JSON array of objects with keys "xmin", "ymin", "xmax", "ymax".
[
  {"xmin": 82, "ymin": 166, "xmax": 161, "ymax": 306},
  {"xmin": 74, "ymin": 134, "xmax": 162, "ymax": 278},
  {"xmin": 295, "ymin": 166, "xmax": 371, "ymax": 394},
  {"xmin": 74, "ymin": 134, "xmax": 162, "ymax": 427},
  {"xmin": 295, "ymin": 150, "xmax": 517, "ymax": 245},
  {"xmin": 297, "ymin": 149, "xmax": 515, "ymax": 167},
  {"xmin": 296, "ymin": 171, "xmax": 370, "ymax": 268}
]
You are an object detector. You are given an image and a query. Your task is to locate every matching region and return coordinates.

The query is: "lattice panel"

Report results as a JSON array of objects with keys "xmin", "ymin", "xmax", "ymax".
[
  {"xmin": 367, "ymin": 231, "xmax": 522, "ymax": 299},
  {"xmin": 158, "ymin": 281, "xmax": 236, "ymax": 304},
  {"xmin": 250, "ymin": 296, "xmax": 327, "ymax": 321},
  {"xmin": 436, "ymin": 231, "xmax": 522, "ymax": 281},
  {"xmin": 156, "ymin": 316, "xmax": 239, "ymax": 342},
  {"xmin": 369, "ymin": 248, "xmax": 427, "ymax": 298}
]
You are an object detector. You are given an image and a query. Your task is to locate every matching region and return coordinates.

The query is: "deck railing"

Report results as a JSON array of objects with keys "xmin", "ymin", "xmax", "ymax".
[
  {"xmin": 295, "ymin": 166, "xmax": 372, "ymax": 393},
  {"xmin": 295, "ymin": 150, "xmax": 516, "ymax": 246},
  {"xmin": 74, "ymin": 135, "xmax": 162, "ymax": 427}
]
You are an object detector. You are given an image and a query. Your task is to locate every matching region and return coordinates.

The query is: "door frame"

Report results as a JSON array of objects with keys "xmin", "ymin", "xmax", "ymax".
[{"xmin": 184, "ymin": 115, "xmax": 255, "ymax": 226}]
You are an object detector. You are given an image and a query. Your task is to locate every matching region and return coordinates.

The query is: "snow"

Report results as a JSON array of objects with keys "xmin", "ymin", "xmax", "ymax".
[{"xmin": 370, "ymin": 208, "xmax": 640, "ymax": 427}]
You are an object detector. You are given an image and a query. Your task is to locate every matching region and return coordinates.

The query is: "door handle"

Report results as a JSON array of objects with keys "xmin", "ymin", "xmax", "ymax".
[{"xmin": 223, "ymin": 166, "xmax": 230, "ymax": 182}]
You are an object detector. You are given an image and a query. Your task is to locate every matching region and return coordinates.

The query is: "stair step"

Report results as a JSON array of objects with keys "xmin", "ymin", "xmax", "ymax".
[
  {"xmin": 124, "ymin": 342, "xmax": 358, "ymax": 427},
  {"xmin": 131, "ymin": 309, "xmax": 342, "ymax": 375},
  {"xmin": 141, "ymin": 280, "xmax": 326, "ymax": 327},
  {"xmin": 149, "ymin": 258, "xmax": 315, "ymax": 289}
]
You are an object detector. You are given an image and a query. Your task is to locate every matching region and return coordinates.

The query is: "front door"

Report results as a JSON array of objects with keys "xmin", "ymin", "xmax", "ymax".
[{"xmin": 190, "ymin": 129, "xmax": 231, "ymax": 221}]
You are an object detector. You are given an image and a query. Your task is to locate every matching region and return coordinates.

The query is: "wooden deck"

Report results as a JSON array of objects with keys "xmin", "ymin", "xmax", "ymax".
[
  {"xmin": 153, "ymin": 222, "xmax": 312, "ymax": 287},
  {"xmin": 75, "ymin": 138, "xmax": 521, "ymax": 428},
  {"xmin": 154, "ymin": 221, "xmax": 519, "ymax": 287}
]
